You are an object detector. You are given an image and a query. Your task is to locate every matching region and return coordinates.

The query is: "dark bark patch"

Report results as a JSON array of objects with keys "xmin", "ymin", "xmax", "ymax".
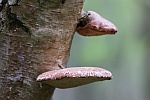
[
  {"xmin": 8, "ymin": 13, "xmax": 30, "ymax": 34},
  {"xmin": 0, "ymin": 18, "xmax": 4, "ymax": 32},
  {"xmin": 61, "ymin": 0, "xmax": 66, "ymax": 4},
  {"xmin": 77, "ymin": 19, "xmax": 88, "ymax": 28},
  {"xmin": 77, "ymin": 11, "xmax": 89, "ymax": 28}
]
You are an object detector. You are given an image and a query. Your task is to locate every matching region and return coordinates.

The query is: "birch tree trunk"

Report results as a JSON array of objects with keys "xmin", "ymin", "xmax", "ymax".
[{"xmin": 0, "ymin": 0, "xmax": 84, "ymax": 100}]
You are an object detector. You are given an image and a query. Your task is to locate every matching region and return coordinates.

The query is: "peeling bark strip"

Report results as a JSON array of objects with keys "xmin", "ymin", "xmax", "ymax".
[
  {"xmin": 8, "ymin": 0, "xmax": 21, "ymax": 6},
  {"xmin": 0, "ymin": 0, "xmax": 21, "ymax": 11},
  {"xmin": 0, "ymin": 0, "xmax": 84, "ymax": 100}
]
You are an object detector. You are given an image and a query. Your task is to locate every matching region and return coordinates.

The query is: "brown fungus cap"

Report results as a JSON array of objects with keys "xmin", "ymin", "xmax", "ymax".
[
  {"xmin": 36, "ymin": 67, "xmax": 112, "ymax": 89},
  {"xmin": 76, "ymin": 11, "xmax": 117, "ymax": 36}
]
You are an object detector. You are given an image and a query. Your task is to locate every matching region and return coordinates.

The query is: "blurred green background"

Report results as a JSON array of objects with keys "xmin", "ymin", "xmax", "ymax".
[{"xmin": 53, "ymin": 0, "xmax": 150, "ymax": 100}]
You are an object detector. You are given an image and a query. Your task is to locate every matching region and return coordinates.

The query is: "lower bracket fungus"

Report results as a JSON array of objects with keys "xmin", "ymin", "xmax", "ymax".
[{"xmin": 37, "ymin": 67, "xmax": 112, "ymax": 88}]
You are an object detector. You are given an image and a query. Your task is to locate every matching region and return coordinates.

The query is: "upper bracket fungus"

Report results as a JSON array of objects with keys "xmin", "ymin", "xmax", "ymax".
[
  {"xmin": 76, "ymin": 10, "xmax": 117, "ymax": 36},
  {"xmin": 37, "ymin": 67, "xmax": 112, "ymax": 88}
]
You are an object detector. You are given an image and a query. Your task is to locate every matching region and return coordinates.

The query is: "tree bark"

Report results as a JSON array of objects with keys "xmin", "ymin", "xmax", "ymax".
[{"xmin": 0, "ymin": 0, "xmax": 84, "ymax": 100}]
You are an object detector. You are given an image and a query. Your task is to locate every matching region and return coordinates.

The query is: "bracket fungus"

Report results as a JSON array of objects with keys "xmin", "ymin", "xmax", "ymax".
[
  {"xmin": 76, "ymin": 10, "xmax": 117, "ymax": 36},
  {"xmin": 37, "ymin": 67, "xmax": 112, "ymax": 88},
  {"xmin": 36, "ymin": 10, "xmax": 117, "ymax": 89}
]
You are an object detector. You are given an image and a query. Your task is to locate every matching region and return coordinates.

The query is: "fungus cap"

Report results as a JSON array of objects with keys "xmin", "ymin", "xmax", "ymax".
[
  {"xmin": 37, "ymin": 67, "xmax": 112, "ymax": 88},
  {"xmin": 76, "ymin": 11, "xmax": 117, "ymax": 36}
]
